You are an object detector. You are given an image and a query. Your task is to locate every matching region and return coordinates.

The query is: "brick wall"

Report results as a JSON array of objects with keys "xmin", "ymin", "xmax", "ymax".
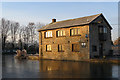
[{"xmin": 39, "ymin": 25, "xmax": 90, "ymax": 61}]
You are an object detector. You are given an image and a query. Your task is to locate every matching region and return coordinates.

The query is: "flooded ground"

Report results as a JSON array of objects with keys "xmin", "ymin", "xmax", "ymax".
[{"xmin": 2, "ymin": 55, "xmax": 120, "ymax": 79}]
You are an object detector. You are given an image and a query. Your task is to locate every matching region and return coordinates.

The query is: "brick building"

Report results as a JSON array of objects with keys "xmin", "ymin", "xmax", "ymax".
[{"xmin": 38, "ymin": 13, "xmax": 112, "ymax": 61}]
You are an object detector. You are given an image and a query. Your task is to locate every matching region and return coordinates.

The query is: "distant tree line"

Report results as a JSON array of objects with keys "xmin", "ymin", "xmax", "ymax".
[
  {"xmin": 112, "ymin": 37, "xmax": 120, "ymax": 56},
  {"xmin": 1, "ymin": 18, "xmax": 45, "ymax": 54},
  {"xmin": 113, "ymin": 37, "xmax": 120, "ymax": 46}
]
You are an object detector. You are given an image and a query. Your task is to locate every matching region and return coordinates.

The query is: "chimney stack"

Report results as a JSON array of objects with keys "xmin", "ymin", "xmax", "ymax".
[{"xmin": 52, "ymin": 19, "xmax": 56, "ymax": 23}]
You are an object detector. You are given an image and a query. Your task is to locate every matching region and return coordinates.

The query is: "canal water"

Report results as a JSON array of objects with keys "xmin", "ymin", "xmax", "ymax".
[{"xmin": 2, "ymin": 55, "xmax": 120, "ymax": 79}]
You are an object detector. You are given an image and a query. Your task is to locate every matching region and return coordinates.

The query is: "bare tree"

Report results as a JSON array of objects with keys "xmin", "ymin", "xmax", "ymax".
[
  {"xmin": 36, "ymin": 22, "xmax": 45, "ymax": 29},
  {"xmin": 28, "ymin": 22, "xmax": 36, "ymax": 44},
  {"xmin": 10, "ymin": 22, "xmax": 19, "ymax": 48},
  {"xmin": 22, "ymin": 27, "xmax": 27, "ymax": 48},
  {"xmin": 18, "ymin": 27, "xmax": 23, "ymax": 42},
  {"xmin": 23, "ymin": 26, "xmax": 31, "ymax": 50},
  {"xmin": 35, "ymin": 22, "xmax": 46, "ymax": 42},
  {"xmin": 1, "ymin": 18, "xmax": 10, "ymax": 50},
  {"xmin": 18, "ymin": 26, "xmax": 24, "ymax": 50},
  {"xmin": 25, "ymin": 27, "xmax": 30, "ymax": 45}
]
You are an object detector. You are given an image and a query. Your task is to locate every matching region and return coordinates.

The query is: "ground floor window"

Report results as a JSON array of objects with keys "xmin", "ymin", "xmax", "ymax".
[
  {"xmin": 46, "ymin": 45, "xmax": 52, "ymax": 51},
  {"xmin": 72, "ymin": 43, "xmax": 80, "ymax": 52},
  {"xmin": 58, "ymin": 44, "xmax": 64, "ymax": 52},
  {"xmin": 92, "ymin": 45, "xmax": 97, "ymax": 52}
]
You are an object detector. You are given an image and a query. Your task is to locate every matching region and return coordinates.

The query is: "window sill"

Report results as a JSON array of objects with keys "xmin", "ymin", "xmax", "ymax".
[
  {"xmin": 45, "ymin": 37, "xmax": 53, "ymax": 39},
  {"xmin": 58, "ymin": 51, "xmax": 64, "ymax": 52},
  {"xmin": 46, "ymin": 51, "xmax": 52, "ymax": 52},
  {"xmin": 72, "ymin": 51, "xmax": 80, "ymax": 52},
  {"xmin": 70, "ymin": 35, "xmax": 81, "ymax": 37},
  {"xmin": 56, "ymin": 36, "xmax": 66, "ymax": 38}
]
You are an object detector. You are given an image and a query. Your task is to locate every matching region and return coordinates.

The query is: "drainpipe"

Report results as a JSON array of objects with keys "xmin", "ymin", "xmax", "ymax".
[
  {"xmin": 39, "ymin": 31, "xmax": 43, "ymax": 58},
  {"xmin": 40, "ymin": 31, "xmax": 43, "ymax": 56}
]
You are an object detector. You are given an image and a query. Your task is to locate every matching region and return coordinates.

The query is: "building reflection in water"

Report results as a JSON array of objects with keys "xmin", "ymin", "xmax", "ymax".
[
  {"xmin": 2, "ymin": 55, "xmax": 119, "ymax": 78},
  {"xmin": 39, "ymin": 60, "xmax": 115, "ymax": 78}
]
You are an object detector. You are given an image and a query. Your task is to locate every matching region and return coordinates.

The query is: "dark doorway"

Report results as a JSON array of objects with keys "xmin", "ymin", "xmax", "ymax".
[{"xmin": 99, "ymin": 43, "xmax": 103, "ymax": 58}]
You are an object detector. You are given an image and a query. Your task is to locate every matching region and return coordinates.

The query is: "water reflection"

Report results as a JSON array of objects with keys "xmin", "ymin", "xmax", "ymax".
[
  {"xmin": 2, "ymin": 55, "xmax": 120, "ymax": 78},
  {"xmin": 39, "ymin": 60, "xmax": 115, "ymax": 78}
]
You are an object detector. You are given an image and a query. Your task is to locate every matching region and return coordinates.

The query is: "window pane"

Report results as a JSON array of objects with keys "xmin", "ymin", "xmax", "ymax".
[
  {"xmin": 59, "ymin": 45, "xmax": 61, "ymax": 51},
  {"xmin": 58, "ymin": 44, "xmax": 64, "ymax": 52},
  {"xmin": 63, "ymin": 31, "xmax": 65, "ymax": 36},
  {"xmin": 48, "ymin": 45, "xmax": 50, "ymax": 50},
  {"xmin": 47, "ymin": 32, "xmax": 49, "ymax": 37},
  {"xmin": 46, "ymin": 45, "xmax": 51, "ymax": 51},
  {"xmin": 71, "ymin": 29, "xmax": 74, "ymax": 35},
  {"xmin": 103, "ymin": 27, "xmax": 107, "ymax": 33},
  {"xmin": 103, "ymin": 28, "xmax": 105, "ymax": 33},
  {"xmin": 78, "ymin": 28, "xmax": 80, "ymax": 34},
  {"xmin": 99, "ymin": 26, "xmax": 103, "ymax": 33},
  {"xmin": 76, "ymin": 44, "xmax": 79, "ymax": 51},
  {"xmin": 75, "ymin": 29, "xmax": 77, "ymax": 35},
  {"xmin": 47, "ymin": 45, "xmax": 49, "ymax": 50},
  {"xmin": 61, "ymin": 30, "xmax": 63, "ymax": 36},
  {"xmin": 60, "ymin": 45, "xmax": 62, "ymax": 51},
  {"xmin": 50, "ymin": 31, "xmax": 52, "ymax": 37},
  {"xmin": 49, "ymin": 45, "xmax": 51, "ymax": 50},
  {"xmin": 58, "ymin": 31, "xmax": 60, "ymax": 36},
  {"xmin": 72, "ymin": 44, "xmax": 80, "ymax": 52},
  {"xmin": 106, "ymin": 28, "xmax": 107, "ymax": 33},
  {"xmin": 99, "ymin": 28, "xmax": 102, "ymax": 33},
  {"xmin": 46, "ymin": 32, "xmax": 47, "ymax": 37},
  {"xmin": 48, "ymin": 32, "xmax": 50, "ymax": 37}
]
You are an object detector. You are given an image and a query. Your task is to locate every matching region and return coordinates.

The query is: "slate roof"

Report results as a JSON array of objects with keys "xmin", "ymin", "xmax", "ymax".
[{"xmin": 38, "ymin": 13, "xmax": 112, "ymax": 31}]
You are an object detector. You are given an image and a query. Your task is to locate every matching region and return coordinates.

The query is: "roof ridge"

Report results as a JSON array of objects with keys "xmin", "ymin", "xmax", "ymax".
[{"xmin": 88, "ymin": 13, "xmax": 102, "ymax": 23}]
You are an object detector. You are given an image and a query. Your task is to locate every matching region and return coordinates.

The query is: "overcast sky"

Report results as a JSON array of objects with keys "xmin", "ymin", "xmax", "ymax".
[{"xmin": 2, "ymin": 2, "xmax": 118, "ymax": 41}]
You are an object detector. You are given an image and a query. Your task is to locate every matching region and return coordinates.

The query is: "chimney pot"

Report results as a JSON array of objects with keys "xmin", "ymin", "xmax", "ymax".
[{"xmin": 52, "ymin": 19, "xmax": 56, "ymax": 23}]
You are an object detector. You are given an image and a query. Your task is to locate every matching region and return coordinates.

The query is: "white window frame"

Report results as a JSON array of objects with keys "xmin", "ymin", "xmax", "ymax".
[
  {"xmin": 57, "ymin": 30, "xmax": 65, "ymax": 37},
  {"xmin": 70, "ymin": 28, "xmax": 80, "ymax": 36},
  {"xmin": 45, "ymin": 31, "xmax": 52, "ymax": 38}
]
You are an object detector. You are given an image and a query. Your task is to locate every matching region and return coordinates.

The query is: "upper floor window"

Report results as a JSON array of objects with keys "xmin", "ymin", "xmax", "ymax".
[
  {"xmin": 56, "ymin": 30, "xmax": 65, "ymax": 37},
  {"xmin": 45, "ymin": 31, "xmax": 52, "ymax": 38},
  {"xmin": 70, "ymin": 28, "xmax": 80, "ymax": 36},
  {"xmin": 99, "ymin": 26, "xmax": 107, "ymax": 34},
  {"xmin": 103, "ymin": 27, "xmax": 107, "ymax": 33},
  {"xmin": 46, "ymin": 45, "xmax": 52, "ymax": 51}
]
